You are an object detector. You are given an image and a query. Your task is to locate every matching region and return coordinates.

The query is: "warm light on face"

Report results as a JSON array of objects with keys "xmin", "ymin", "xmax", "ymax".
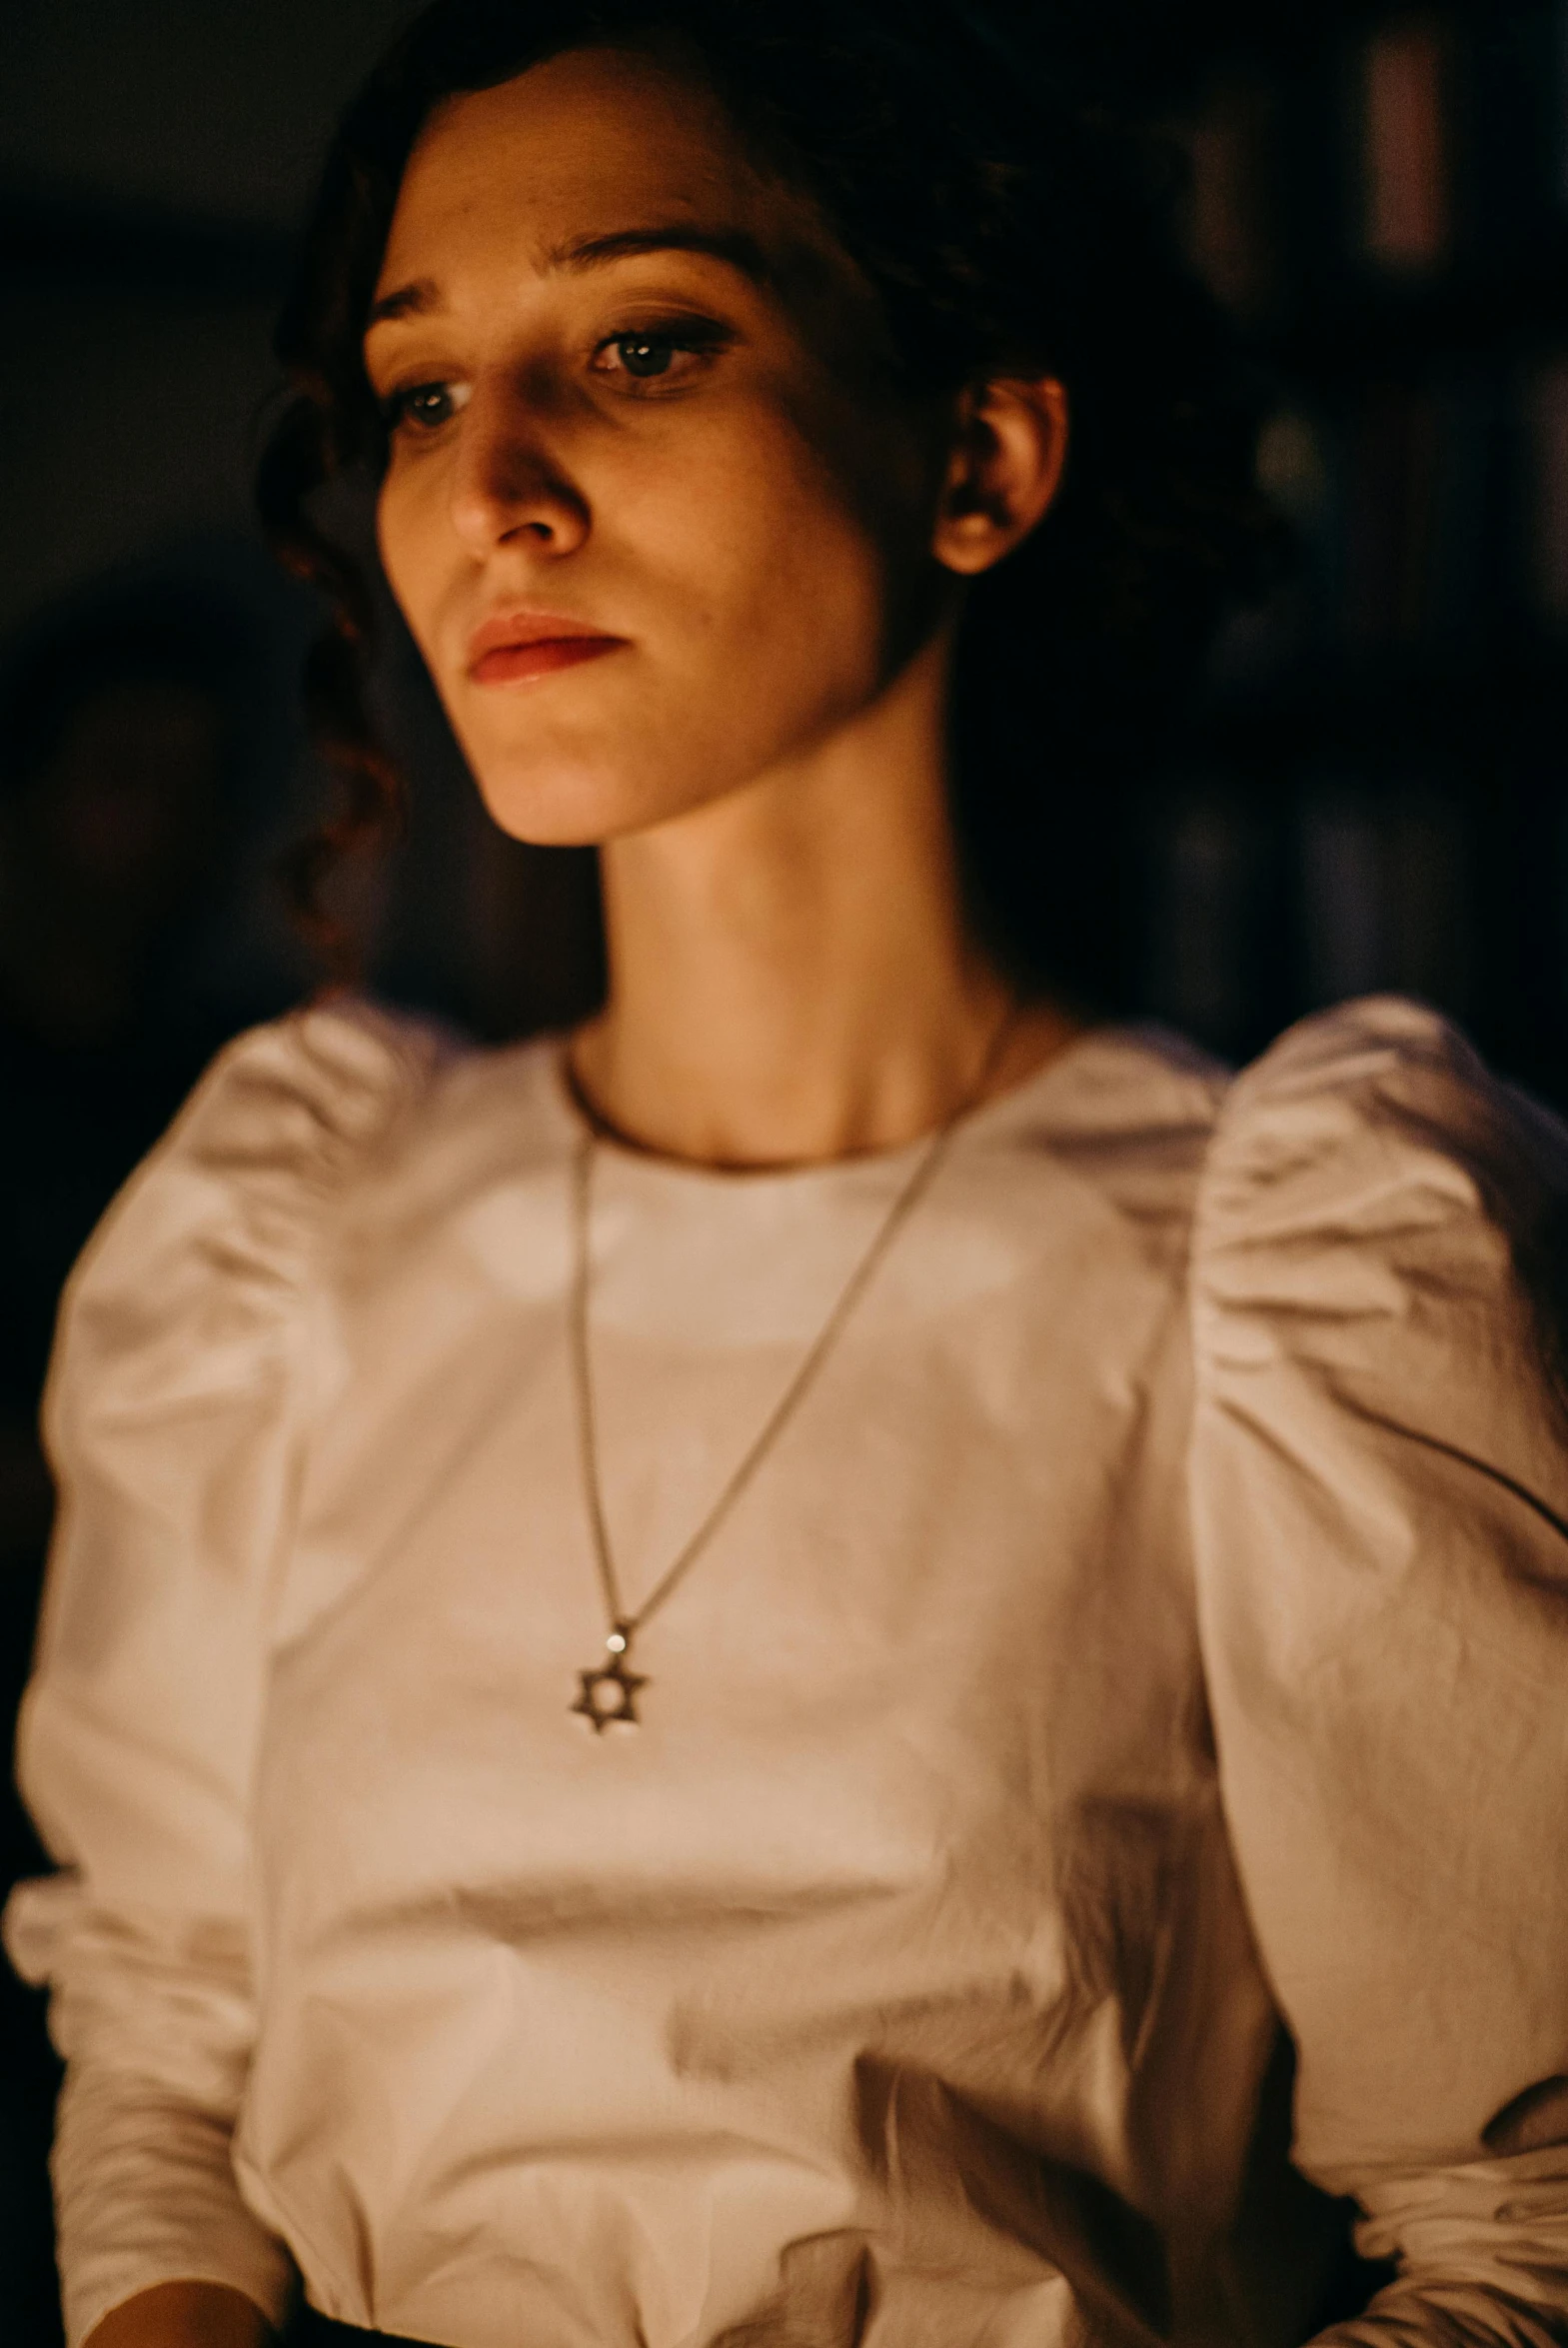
[{"xmin": 364, "ymin": 46, "xmax": 949, "ymax": 849}]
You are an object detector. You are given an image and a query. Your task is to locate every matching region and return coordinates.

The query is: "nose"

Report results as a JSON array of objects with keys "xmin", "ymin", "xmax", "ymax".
[{"xmin": 448, "ymin": 379, "xmax": 590, "ymax": 560}]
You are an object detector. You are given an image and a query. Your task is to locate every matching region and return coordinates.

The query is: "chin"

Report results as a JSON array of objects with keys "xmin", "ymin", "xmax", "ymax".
[{"xmin": 467, "ymin": 746, "xmax": 694, "ymax": 849}]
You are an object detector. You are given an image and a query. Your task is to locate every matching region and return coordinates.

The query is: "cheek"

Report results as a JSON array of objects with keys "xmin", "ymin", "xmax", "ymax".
[{"xmin": 631, "ymin": 405, "xmax": 920, "ymax": 709}]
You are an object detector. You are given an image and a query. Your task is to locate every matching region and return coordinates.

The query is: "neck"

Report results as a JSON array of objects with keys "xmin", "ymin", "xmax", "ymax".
[{"xmin": 569, "ymin": 633, "xmax": 1076, "ymax": 1168}]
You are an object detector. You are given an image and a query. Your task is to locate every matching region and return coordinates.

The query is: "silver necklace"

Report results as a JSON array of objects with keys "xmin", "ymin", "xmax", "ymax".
[{"xmin": 566, "ymin": 1006, "xmax": 1017, "ymax": 1732}]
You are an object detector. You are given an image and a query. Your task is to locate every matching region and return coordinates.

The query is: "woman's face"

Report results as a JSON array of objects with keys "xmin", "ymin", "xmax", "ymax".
[{"xmin": 366, "ymin": 46, "xmax": 953, "ymax": 847}]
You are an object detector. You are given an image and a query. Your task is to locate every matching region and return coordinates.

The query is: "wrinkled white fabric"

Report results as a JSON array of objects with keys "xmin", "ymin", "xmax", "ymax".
[{"xmin": 8, "ymin": 996, "xmax": 1568, "ymax": 2348}]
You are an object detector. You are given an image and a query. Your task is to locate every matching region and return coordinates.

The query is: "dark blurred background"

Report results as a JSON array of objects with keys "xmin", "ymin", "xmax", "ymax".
[{"xmin": 5, "ymin": 0, "xmax": 1568, "ymax": 2338}]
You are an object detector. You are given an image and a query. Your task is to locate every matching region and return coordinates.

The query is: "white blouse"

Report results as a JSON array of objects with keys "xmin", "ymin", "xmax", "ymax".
[{"xmin": 9, "ymin": 996, "xmax": 1568, "ymax": 2348}]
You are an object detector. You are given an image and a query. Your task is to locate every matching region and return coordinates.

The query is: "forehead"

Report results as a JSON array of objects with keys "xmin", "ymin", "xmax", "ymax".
[{"xmin": 379, "ymin": 46, "xmax": 817, "ymax": 288}]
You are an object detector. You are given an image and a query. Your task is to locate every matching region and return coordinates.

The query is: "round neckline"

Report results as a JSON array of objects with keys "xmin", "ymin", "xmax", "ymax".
[{"xmin": 541, "ymin": 1018, "xmax": 1121, "ymax": 1190}]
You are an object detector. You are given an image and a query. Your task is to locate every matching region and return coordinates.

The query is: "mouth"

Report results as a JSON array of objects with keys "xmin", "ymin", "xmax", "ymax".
[{"xmin": 466, "ymin": 610, "xmax": 629, "ymax": 687}]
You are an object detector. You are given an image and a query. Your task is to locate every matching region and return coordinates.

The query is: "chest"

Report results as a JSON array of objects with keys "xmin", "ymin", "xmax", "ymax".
[{"xmin": 257, "ymin": 1156, "xmax": 1206, "ymax": 1988}]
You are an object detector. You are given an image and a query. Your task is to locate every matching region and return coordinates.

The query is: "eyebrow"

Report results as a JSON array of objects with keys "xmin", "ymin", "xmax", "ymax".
[
  {"xmin": 365, "ymin": 223, "xmax": 772, "ymax": 329},
  {"xmin": 549, "ymin": 224, "xmax": 772, "ymax": 280}
]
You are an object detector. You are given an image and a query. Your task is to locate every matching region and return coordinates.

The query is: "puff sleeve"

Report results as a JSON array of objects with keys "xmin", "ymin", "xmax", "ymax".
[
  {"xmin": 1190, "ymin": 998, "xmax": 1568, "ymax": 2348},
  {"xmin": 3, "ymin": 1004, "xmax": 432, "ymax": 2348}
]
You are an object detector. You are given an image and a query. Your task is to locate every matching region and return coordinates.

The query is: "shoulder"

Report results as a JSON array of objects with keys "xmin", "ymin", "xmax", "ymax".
[
  {"xmin": 1199, "ymin": 991, "xmax": 1561, "ymax": 1242},
  {"xmin": 1190, "ymin": 996, "xmax": 1568, "ymax": 1486},
  {"xmin": 46, "ymin": 999, "xmax": 467, "ymax": 1441},
  {"xmin": 69, "ymin": 998, "xmax": 455, "ymax": 1291}
]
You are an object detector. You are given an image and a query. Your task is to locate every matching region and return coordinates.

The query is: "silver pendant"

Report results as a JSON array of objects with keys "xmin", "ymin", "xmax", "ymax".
[{"xmin": 572, "ymin": 1623, "xmax": 647, "ymax": 1732}]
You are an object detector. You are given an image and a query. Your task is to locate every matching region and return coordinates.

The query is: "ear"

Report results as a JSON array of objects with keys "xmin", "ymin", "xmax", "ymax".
[{"xmin": 931, "ymin": 376, "xmax": 1069, "ymax": 578}]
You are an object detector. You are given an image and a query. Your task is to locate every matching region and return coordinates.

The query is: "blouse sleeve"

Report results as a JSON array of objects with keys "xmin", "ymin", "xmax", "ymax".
[
  {"xmin": 2, "ymin": 1003, "xmax": 431, "ymax": 2348},
  {"xmin": 1190, "ymin": 996, "xmax": 1568, "ymax": 2348}
]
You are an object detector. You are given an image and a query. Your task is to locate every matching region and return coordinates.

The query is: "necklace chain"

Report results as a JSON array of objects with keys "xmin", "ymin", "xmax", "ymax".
[{"xmin": 566, "ymin": 1003, "xmax": 1016, "ymax": 1729}]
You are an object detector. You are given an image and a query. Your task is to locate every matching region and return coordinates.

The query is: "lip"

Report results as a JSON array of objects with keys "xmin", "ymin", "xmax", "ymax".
[{"xmin": 466, "ymin": 610, "xmax": 628, "ymax": 687}]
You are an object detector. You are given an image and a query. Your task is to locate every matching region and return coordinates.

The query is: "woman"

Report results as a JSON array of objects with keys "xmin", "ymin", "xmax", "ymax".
[{"xmin": 10, "ymin": 5, "xmax": 1568, "ymax": 2348}]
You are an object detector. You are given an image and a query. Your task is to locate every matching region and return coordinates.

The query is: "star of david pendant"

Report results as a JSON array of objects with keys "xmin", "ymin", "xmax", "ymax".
[{"xmin": 571, "ymin": 1626, "xmax": 648, "ymax": 1733}]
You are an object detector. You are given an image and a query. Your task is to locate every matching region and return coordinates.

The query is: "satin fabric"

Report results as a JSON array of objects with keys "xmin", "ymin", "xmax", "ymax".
[{"xmin": 8, "ymin": 997, "xmax": 1568, "ymax": 2348}]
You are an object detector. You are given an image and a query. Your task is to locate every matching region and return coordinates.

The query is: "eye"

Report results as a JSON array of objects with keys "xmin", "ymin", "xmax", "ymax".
[
  {"xmin": 379, "ymin": 379, "xmax": 469, "ymax": 434},
  {"xmin": 591, "ymin": 323, "xmax": 729, "ymax": 390},
  {"xmin": 610, "ymin": 335, "xmax": 680, "ymax": 379}
]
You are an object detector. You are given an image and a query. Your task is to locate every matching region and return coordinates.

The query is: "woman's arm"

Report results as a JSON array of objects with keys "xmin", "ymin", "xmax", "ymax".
[
  {"xmin": 1190, "ymin": 999, "xmax": 1568, "ymax": 2345},
  {"xmin": 84, "ymin": 2284, "xmax": 271, "ymax": 2348},
  {"xmin": 3, "ymin": 1013, "xmax": 429, "ymax": 2346}
]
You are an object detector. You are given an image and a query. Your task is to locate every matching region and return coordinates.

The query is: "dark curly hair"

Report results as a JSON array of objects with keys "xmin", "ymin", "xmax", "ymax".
[{"xmin": 257, "ymin": 0, "xmax": 1279, "ymax": 1008}]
